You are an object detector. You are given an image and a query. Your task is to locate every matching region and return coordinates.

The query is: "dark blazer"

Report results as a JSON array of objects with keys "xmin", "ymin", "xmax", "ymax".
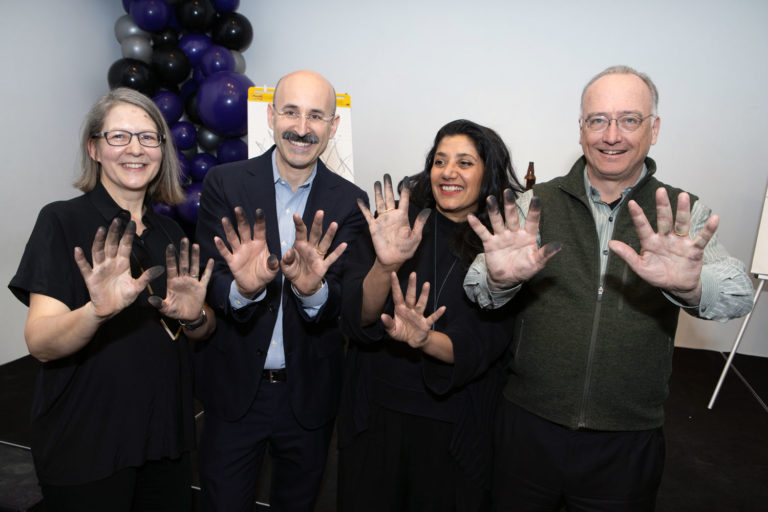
[{"xmin": 194, "ymin": 147, "xmax": 368, "ymax": 429}]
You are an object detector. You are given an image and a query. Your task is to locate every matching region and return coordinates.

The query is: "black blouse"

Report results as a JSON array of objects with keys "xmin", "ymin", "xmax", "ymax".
[
  {"xmin": 339, "ymin": 206, "xmax": 514, "ymax": 487},
  {"xmin": 8, "ymin": 182, "xmax": 195, "ymax": 486}
]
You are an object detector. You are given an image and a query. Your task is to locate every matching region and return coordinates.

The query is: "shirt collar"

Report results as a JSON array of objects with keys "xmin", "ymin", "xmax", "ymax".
[
  {"xmin": 87, "ymin": 180, "xmax": 155, "ymax": 228},
  {"xmin": 271, "ymin": 150, "xmax": 317, "ymax": 190},
  {"xmin": 583, "ymin": 164, "xmax": 648, "ymax": 205}
]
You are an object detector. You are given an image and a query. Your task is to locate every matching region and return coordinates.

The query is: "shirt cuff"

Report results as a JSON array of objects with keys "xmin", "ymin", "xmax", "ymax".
[
  {"xmin": 463, "ymin": 254, "xmax": 519, "ymax": 309},
  {"xmin": 661, "ymin": 268, "xmax": 717, "ymax": 314},
  {"xmin": 291, "ymin": 279, "xmax": 328, "ymax": 315},
  {"xmin": 229, "ymin": 280, "xmax": 266, "ymax": 310}
]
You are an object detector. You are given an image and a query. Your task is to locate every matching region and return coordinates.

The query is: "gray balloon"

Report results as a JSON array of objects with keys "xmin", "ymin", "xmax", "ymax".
[
  {"xmin": 231, "ymin": 50, "xmax": 246, "ymax": 74},
  {"xmin": 114, "ymin": 14, "xmax": 149, "ymax": 44},
  {"xmin": 121, "ymin": 35, "xmax": 153, "ymax": 64},
  {"xmin": 198, "ymin": 126, "xmax": 224, "ymax": 152}
]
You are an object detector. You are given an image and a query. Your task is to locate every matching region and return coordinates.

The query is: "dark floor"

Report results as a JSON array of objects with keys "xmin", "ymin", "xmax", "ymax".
[{"xmin": 1, "ymin": 347, "xmax": 766, "ymax": 512}]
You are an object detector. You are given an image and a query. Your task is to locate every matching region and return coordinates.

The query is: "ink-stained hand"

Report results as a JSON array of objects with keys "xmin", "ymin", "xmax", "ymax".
[
  {"xmin": 381, "ymin": 272, "xmax": 446, "ymax": 349},
  {"xmin": 74, "ymin": 219, "xmax": 165, "ymax": 320},
  {"xmin": 214, "ymin": 207, "xmax": 280, "ymax": 298},
  {"xmin": 282, "ymin": 210, "xmax": 347, "ymax": 296},
  {"xmin": 467, "ymin": 189, "xmax": 561, "ymax": 290},
  {"xmin": 608, "ymin": 188, "xmax": 717, "ymax": 305},
  {"xmin": 358, "ymin": 174, "xmax": 430, "ymax": 271},
  {"xmin": 147, "ymin": 238, "xmax": 213, "ymax": 322}
]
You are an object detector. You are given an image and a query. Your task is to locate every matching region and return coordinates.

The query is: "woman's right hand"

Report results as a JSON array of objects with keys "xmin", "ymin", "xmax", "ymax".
[
  {"xmin": 357, "ymin": 174, "xmax": 431, "ymax": 271},
  {"xmin": 74, "ymin": 218, "xmax": 164, "ymax": 320}
]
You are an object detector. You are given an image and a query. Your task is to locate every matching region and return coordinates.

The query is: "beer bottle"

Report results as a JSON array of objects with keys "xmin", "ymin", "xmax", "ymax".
[{"xmin": 525, "ymin": 161, "xmax": 536, "ymax": 190}]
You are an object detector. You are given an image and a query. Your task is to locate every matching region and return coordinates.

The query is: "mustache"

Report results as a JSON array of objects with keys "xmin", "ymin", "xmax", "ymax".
[{"xmin": 282, "ymin": 131, "xmax": 320, "ymax": 144}]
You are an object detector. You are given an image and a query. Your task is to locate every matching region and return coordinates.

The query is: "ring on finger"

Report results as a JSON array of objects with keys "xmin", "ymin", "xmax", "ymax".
[
  {"xmin": 673, "ymin": 229, "xmax": 689, "ymax": 237},
  {"xmin": 314, "ymin": 244, "xmax": 328, "ymax": 256}
]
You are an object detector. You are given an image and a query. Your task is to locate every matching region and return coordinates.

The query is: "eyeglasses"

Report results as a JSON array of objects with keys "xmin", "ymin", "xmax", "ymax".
[
  {"xmin": 581, "ymin": 114, "xmax": 655, "ymax": 133},
  {"xmin": 94, "ymin": 130, "xmax": 164, "ymax": 147},
  {"xmin": 273, "ymin": 106, "xmax": 335, "ymax": 125}
]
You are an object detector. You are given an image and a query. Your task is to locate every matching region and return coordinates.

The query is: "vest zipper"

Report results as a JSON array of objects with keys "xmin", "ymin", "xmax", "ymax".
[{"xmin": 578, "ymin": 256, "xmax": 608, "ymax": 428}]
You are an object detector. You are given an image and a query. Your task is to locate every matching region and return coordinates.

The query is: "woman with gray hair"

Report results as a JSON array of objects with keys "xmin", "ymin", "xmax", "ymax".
[{"xmin": 9, "ymin": 87, "xmax": 215, "ymax": 511}]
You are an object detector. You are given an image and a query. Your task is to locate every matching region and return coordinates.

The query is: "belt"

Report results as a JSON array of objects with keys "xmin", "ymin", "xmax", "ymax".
[{"xmin": 262, "ymin": 369, "xmax": 287, "ymax": 383}]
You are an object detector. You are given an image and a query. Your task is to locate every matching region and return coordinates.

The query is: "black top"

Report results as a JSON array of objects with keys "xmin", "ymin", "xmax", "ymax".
[
  {"xmin": 339, "ymin": 206, "xmax": 514, "ymax": 487},
  {"xmin": 8, "ymin": 182, "xmax": 195, "ymax": 486}
]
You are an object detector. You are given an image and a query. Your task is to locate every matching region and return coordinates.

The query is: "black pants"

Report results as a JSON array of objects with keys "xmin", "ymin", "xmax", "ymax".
[
  {"xmin": 493, "ymin": 400, "xmax": 665, "ymax": 512},
  {"xmin": 41, "ymin": 453, "xmax": 191, "ymax": 512},
  {"xmin": 338, "ymin": 405, "xmax": 489, "ymax": 512},
  {"xmin": 198, "ymin": 380, "xmax": 334, "ymax": 512}
]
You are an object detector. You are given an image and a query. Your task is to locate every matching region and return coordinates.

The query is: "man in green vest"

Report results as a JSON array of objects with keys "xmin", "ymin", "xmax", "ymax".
[{"xmin": 464, "ymin": 65, "xmax": 754, "ymax": 511}]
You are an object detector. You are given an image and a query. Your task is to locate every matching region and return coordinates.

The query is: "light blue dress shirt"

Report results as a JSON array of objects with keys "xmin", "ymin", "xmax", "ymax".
[{"xmin": 227, "ymin": 152, "xmax": 329, "ymax": 369}]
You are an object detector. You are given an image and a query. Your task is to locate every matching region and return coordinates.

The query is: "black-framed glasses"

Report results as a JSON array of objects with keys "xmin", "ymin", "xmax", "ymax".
[
  {"xmin": 272, "ymin": 105, "xmax": 335, "ymax": 125},
  {"xmin": 94, "ymin": 130, "xmax": 165, "ymax": 147},
  {"xmin": 581, "ymin": 114, "xmax": 655, "ymax": 133}
]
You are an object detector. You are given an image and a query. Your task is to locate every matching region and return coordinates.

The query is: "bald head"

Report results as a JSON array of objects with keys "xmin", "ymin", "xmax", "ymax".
[{"xmin": 273, "ymin": 70, "xmax": 337, "ymax": 116}]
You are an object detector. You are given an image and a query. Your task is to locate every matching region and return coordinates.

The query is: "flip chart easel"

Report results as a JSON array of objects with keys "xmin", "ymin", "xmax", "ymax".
[{"xmin": 708, "ymin": 183, "xmax": 768, "ymax": 408}]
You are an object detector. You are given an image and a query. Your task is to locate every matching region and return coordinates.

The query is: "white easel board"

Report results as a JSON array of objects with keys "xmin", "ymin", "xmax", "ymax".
[
  {"xmin": 751, "ymin": 183, "xmax": 768, "ymax": 279},
  {"xmin": 246, "ymin": 87, "xmax": 355, "ymax": 184}
]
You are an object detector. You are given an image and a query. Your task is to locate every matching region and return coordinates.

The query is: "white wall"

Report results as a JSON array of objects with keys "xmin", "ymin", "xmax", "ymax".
[{"xmin": 1, "ymin": 0, "xmax": 766, "ymax": 364}]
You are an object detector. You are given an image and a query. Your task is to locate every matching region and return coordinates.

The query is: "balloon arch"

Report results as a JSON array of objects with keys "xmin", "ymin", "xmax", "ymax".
[{"xmin": 112, "ymin": 0, "xmax": 254, "ymax": 232}]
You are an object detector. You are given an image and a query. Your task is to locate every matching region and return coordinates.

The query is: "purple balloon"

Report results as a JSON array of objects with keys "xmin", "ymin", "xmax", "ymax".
[
  {"xmin": 153, "ymin": 90, "xmax": 183, "ymax": 124},
  {"xmin": 123, "ymin": 0, "xmax": 133, "ymax": 13},
  {"xmin": 197, "ymin": 71, "xmax": 255, "ymax": 137},
  {"xmin": 217, "ymin": 138, "xmax": 248, "ymax": 164},
  {"xmin": 177, "ymin": 182, "xmax": 203, "ymax": 224},
  {"xmin": 190, "ymin": 152, "xmax": 218, "ymax": 181},
  {"xmin": 212, "ymin": 0, "xmax": 239, "ymax": 12},
  {"xmin": 199, "ymin": 45, "xmax": 235, "ymax": 77},
  {"xmin": 178, "ymin": 33, "xmax": 212, "ymax": 68},
  {"xmin": 130, "ymin": 0, "xmax": 170, "ymax": 32},
  {"xmin": 171, "ymin": 121, "xmax": 198, "ymax": 150}
]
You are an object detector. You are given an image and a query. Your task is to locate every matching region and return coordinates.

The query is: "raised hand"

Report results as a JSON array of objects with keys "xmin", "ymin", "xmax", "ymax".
[
  {"xmin": 147, "ymin": 238, "xmax": 214, "ymax": 322},
  {"xmin": 74, "ymin": 219, "xmax": 164, "ymax": 320},
  {"xmin": 358, "ymin": 174, "xmax": 430, "ymax": 270},
  {"xmin": 381, "ymin": 272, "xmax": 446, "ymax": 349},
  {"xmin": 214, "ymin": 207, "xmax": 280, "ymax": 298},
  {"xmin": 608, "ymin": 188, "xmax": 718, "ymax": 305},
  {"xmin": 282, "ymin": 210, "xmax": 347, "ymax": 296},
  {"xmin": 467, "ymin": 189, "xmax": 561, "ymax": 290}
]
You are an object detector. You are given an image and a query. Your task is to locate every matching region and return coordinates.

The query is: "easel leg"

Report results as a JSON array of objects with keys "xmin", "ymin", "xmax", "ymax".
[{"xmin": 708, "ymin": 279, "xmax": 765, "ymax": 409}]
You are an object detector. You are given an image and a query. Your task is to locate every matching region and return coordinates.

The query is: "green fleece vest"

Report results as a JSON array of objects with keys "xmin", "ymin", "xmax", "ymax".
[{"xmin": 504, "ymin": 157, "xmax": 697, "ymax": 431}]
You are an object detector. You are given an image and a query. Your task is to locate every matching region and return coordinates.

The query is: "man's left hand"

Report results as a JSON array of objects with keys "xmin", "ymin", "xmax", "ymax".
[
  {"xmin": 282, "ymin": 210, "xmax": 346, "ymax": 296},
  {"xmin": 608, "ymin": 187, "xmax": 718, "ymax": 305}
]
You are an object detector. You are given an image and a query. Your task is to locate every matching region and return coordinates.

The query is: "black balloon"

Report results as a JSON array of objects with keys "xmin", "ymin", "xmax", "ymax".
[
  {"xmin": 151, "ymin": 46, "xmax": 191, "ymax": 88},
  {"xmin": 175, "ymin": 0, "xmax": 216, "ymax": 32},
  {"xmin": 184, "ymin": 91, "xmax": 202, "ymax": 125},
  {"xmin": 211, "ymin": 12, "xmax": 253, "ymax": 51},
  {"xmin": 108, "ymin": 58, "xmax": 158, "ymax": 96},
  {"xmin": 152, "ymin": 27, "xmax": 179, "ymax": 48}
]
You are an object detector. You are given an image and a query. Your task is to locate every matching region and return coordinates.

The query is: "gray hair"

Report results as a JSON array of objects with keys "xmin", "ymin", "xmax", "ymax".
[
  {"xmin": 76, "ymin": 87, "xmax": 184, "ymax": 205},
  {"xmin": 581, "ymin": 65, "xmax": 659, "ymax": 116}
]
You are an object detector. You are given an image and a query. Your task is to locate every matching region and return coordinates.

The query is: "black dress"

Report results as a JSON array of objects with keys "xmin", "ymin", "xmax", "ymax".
[
  {"xmin": 338, "ymin": 206, "xmax": 514, "ymax": 511},
  {"xmin": 8, "ymin": 183, "xmax": 195, "ymax": 486}
]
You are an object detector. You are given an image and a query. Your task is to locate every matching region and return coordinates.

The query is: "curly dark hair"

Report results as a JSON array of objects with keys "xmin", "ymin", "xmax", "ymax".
[{"xmin": 406, "ymin": 119, "xmax": 523, "ymax": 266}]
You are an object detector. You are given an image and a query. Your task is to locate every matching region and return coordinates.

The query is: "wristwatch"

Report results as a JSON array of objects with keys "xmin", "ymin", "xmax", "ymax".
[{"xmin": 179, "ymin": 308, "xmax": 207, "ymax": 330}]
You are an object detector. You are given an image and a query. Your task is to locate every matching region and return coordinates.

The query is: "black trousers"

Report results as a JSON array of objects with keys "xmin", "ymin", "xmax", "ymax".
[
  {"xmin": 198, "ymin": 380, "xmax": 334, "ymax": 512},
  {"xmin": 338, "ymin": 404, "xmax": 489, "ymax": 512},
  {"xmin": 493, "ymin": 400, "xmax": 665, "ymax": 512},
  {"xmin": 40, "ymin": 453, "xmax": 191, "ymax": 512}
]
